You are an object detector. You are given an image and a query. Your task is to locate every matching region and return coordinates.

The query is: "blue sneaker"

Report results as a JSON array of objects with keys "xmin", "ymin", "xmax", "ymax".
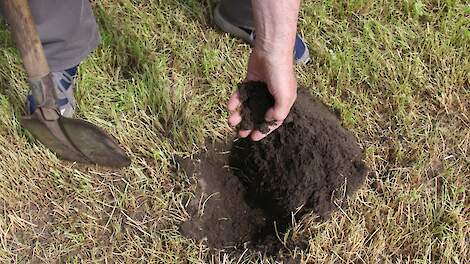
[
  {"xmin": 214, "ymin": 4, "xmax": 311, "ymax": 65},
  {"xmin": 26, "ymin": 66, "xmax": 78, "ymax": 118}
]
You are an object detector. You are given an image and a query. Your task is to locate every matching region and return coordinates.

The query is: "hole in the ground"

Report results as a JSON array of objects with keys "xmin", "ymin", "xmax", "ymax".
[{"xmin": 179, "ymin": 84, "xmax": 368, "ymax": 258}]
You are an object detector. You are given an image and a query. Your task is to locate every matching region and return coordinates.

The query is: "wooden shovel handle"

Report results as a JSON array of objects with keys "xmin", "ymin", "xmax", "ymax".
[{"xmin": 0, "ymin": 0, "xmax": 50, "ymax": 80}]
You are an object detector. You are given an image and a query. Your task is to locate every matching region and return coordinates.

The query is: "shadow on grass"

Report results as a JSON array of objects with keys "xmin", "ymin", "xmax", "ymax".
[
  {"xmin": 168, "ymin": 0, "xmax": 215, "ymax": 24},
  {"xmin": 93, "ymin": 5, "xmax": 148, "ymax": 80},
  {"xmin": 93, "ymin": 0, "xmax": 217, "ymax": 80}
]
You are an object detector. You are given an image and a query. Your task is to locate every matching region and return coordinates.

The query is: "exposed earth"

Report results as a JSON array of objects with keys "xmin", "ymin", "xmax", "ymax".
[{"xmin": 179, "ymin": 83, "xmax": 368, "ymax": 255}]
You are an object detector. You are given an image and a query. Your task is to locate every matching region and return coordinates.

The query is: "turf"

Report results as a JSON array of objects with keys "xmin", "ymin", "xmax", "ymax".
[{"xmin": 0, "ymin": 0, "xmax": 468, "ymax": 263}]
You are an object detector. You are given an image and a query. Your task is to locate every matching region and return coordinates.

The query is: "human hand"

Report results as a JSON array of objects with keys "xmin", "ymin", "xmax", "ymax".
[{"xmin": 227, "ymin": 48, "xmax": 297, "ymax": 141}]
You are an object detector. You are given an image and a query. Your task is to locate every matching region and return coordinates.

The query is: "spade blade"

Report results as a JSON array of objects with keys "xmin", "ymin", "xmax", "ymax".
[
  {"xmin": 21, "ymin": 113, "xmax": 91, "ymax": 163},
  {"xmin": 59, "ymin": 117, "xmax": 131, "ymax": 168}
]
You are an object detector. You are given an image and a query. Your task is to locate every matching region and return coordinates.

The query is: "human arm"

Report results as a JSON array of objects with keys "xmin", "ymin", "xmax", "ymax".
[{"xmin": 227, "ymin": 0, "xmax": 300, "ymax": 141}]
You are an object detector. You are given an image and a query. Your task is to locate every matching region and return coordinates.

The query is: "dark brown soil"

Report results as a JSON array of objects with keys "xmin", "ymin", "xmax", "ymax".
[
  {"xmin": 179, "ymin": 144, "xmax": 266, "ymax": 248},
  {"xmin": 179, "ymin": 84, "xmax": 368, "ymax": 255},
  {"xmin": 238, "ymin": 81, "xmax": 275, "ymax": 134}
]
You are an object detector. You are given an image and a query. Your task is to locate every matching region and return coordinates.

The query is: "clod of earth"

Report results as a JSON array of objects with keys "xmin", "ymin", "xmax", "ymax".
[
  {"xmin": 180, "ymin": 83, "xmax": 368, "ymax": 255},
  {"xmin": 238, "ymin": 81, "xmax": 275, "ymax": 134}
]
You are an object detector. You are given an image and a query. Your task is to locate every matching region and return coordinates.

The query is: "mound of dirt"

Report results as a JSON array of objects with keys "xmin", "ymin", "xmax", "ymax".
[{"xmin": 180, "ymin": 83, "xmax": 368, "ymax": 254}]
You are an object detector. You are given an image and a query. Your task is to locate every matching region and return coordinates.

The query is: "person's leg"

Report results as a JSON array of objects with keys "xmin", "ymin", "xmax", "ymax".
[
  {"xmin": 26, "ymin": 0, "xmax": 100, "ymax": 117},
  {"xmin": 29, "ymin": 0, "xmax": 100, "ymax": 72},
  {"xmin": 218, "ymin": 0, "xmax": 254, "ymax": 29},
  {"xmin": 214, "ymin": 0, "xmax": 310, "ymax": 65}
]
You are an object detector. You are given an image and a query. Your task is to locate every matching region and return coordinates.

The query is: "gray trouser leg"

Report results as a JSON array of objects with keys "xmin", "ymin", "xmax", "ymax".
[
  {"xmin": 0, "ymin": 0, "xmax": 100, "ymax": 72},
  {"xmin": 218, "ymin": 0, "xmax": 253, "ymax": 28}
]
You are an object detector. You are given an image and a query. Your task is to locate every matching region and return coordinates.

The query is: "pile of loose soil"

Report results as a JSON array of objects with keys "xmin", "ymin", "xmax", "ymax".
[{"xmin": 179, "ymin": 82, "xmax": 368, "ymax": 254}]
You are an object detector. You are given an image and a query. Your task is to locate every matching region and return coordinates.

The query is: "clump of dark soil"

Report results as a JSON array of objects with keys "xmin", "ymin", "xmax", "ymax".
[
  {"xmin": 238, "ymin": 81, "xmax": 275, "ymax": 134},
  {"xmin": 179, "ymin": 83, "xmax": 368, "ymax": 256}
]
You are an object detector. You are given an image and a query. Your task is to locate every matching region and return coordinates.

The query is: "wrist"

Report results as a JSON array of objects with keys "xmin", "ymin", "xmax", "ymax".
[
  {"xmin": 254, "ymin": 34, "xmax": 296, "ymax": 56},
  {"xmin": 251, "ymin": 47, "xmax": 295, "ymax": 72},
  {"xmin": 251, "ymin": 0, "xmax": 300, "ymax": 61}
]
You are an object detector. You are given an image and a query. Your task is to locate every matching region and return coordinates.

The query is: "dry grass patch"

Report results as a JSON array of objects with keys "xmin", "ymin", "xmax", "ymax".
[{"xmin": 0, "ymin": 0, "xmax": 468, "ymax": 263}]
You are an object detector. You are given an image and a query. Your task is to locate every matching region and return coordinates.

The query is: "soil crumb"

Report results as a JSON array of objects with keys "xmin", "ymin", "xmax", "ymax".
[
  {"xmin": 180, "ymin": 85, "xmax": 368, "ymax": 255},
  {"xmin": 238, "ymin": 81, "xmax": 275, "ymax": 134}
]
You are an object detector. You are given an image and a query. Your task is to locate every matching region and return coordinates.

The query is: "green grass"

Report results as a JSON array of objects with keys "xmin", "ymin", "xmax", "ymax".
[{"xmin": 0, "ymin": 0, "xmax": 468, "ymax": 263}]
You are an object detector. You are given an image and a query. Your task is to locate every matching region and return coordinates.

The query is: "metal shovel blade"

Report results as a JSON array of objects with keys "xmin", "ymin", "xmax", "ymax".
[
  {"xmin": 21, "ymin": 110, "xmax": 131, "ymax": 168},
  {"xmin": 59, "ymin": 117, "xmax": 131, "ymax": 168},
  {"xmin": 21, "ymin": 112, "xmax": 91, "ymax": 163}
]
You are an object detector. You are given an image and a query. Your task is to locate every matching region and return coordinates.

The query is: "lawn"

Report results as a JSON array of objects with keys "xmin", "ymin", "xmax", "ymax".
[{"xmin": 0, "ymin": 0, "xmax": 468, "ymax": 263}]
